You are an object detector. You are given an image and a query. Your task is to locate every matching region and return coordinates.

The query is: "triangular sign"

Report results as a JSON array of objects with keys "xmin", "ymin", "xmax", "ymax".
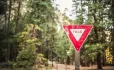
[{"xmin": 63, "ymin": 25, "xmax": 93, "ymax": 52}]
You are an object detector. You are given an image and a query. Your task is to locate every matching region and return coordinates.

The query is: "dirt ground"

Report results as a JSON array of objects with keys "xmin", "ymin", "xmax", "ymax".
[
  {"xmin": 52, "ymin": 64, "xmax": 114, "ymax": 70},
  {"xmin": 1, "ymin": 64, "xmax": 114, "ymax": 70}
]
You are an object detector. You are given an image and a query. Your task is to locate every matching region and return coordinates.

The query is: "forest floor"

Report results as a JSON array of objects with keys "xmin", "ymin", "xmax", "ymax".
[
  {"xmin": 51, "ymin": 64, "xmax": 114, "ymax": 70},
  {"xmin": 1, "ymin": 64, "xmax": 114, "ymax": 70}
]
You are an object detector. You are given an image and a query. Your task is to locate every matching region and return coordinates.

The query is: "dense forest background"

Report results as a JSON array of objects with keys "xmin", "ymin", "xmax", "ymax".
[{"xmin": 0, "ymin": 0, "xmax": 114, "ymax": 70}]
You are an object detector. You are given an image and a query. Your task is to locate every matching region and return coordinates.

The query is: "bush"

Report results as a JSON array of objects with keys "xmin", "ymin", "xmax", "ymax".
[{"xmin": 11, "ymin": 44, "xmax": 48, "ymax": 70}]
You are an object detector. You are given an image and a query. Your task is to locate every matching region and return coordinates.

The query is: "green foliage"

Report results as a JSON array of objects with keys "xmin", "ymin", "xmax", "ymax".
[
  {"xmin": 11, "ymin": 24, "xmax": 47, "ymax": 70},
  {"xmin": 72, "ymin": 0, "xmax": 114, "ymax": 65},
  {"xmin": 80, "ymin": 43, "xmax": 104, "ymax": 66},
  {"xmin": 17, "ymin": 45, "xmax": 36, "ymax": 60},
  {"xmin": 12, "ymin": 45, "xmax": 36, "ymax": 70},
  {"xmin": 11, "ymin": 25, "xmax": 36, "ymax": 69},
  {"xmin": 0, "ymin": 0, "xmax": 56, "ymax": 69},
  {"xmin": 10, "ymin": 0, "xmax": 56, "ymax": 69},
  {"xmin": 34, "ymin": 54, "xmax": 48, "ymax": 67},
  {"xmin": 24, "ymin": 0, "xmax": 55, "ymax": 25},
  {"xmin": 12, "ymin": 53, "xmax": 47, "ymax": 70},
  {"xmin": 1, "ymin": 0, "xmax": 114, "ymax": 68}
]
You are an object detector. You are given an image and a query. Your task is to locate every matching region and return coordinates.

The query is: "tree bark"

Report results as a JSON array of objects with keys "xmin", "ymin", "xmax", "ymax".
[
  {"xmin": 92, "ymin": 0, "xmax": 99, "ymax": 43},
  {"xmin": 15, "ymin": 0, "xmax": 21, "ymax": 33},
  {"xmin": 7, "ymin": 0, "xmax": 12, "ymax": 62},
  {"xmin": 111, "ymin": 0, "xmax": 114, "ymax": 63},
  {"xmin": 97, "ymin": 52, "xmax": 102, "ymax": 69},
  {"xmin": 11, "ymin": 0, "xmax": 21, "ymax": 61}
]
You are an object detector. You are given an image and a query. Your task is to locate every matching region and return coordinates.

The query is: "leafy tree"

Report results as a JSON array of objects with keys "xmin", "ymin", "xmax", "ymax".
[
  {"xmin": 0, "ymin": 0, "xmax": 56, "ymax": 69},
  {"xmin": 72, "ymin": 0, "xmax": 114, "ymax": 68}
]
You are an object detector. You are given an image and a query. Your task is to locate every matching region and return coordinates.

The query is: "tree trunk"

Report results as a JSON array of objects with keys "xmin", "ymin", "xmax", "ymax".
[
  {"xmin": 0, "ymin": 0, "xmax": 5, "ymax": 14},
  {"xmin": 11, "ymin": 0, "xmax": 21, "ymax": 61},
  {"xmin": 67, "ymin": 56, "xmax": 70, "ymax": 65},
  {"xmin": 15, "ymin": 0, "xmax": 21, "ymax": 33},
  {"xmin": 7, "ymin": 0, "xmax": 12, "ymax": 62},
  {"xmin": 111, "ymin": 0, "xmax": 114, "ymax": 64},
  {"xmin": 97, "ymin": 52, "xmax": 102, "ymax": 69},
  {"xmin": 92, "ymin": 0, "xmax": 99, "ymax": 43}
]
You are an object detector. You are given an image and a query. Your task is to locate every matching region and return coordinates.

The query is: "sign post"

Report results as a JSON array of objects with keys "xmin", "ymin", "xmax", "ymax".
[
  {"xmin": 75, "ymin": 51, "xmax": 80, "ymax": 70},
  {"xmin": 63, "ymin": 25, "xmax": 92, "ymax": 70}
]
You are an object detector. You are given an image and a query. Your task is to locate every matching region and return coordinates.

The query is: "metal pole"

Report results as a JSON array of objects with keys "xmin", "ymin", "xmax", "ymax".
[
  {"xmin": 75, "ymin": 51, "xmax": 80, "ymax": 70},
  {"xmin": 65, "ymin": 46, "xmax": 67, "ymax": 70},
  {"xmin": 56, "ymin": 57, "xmax": 58, "ymax": 70},
  {"xmin": 52, "ymin": 35, "xmax": 54, "ymax": 67},
  {"xmin": 52, "ymin": 48, "xmax": 53, "ymax": 67}
]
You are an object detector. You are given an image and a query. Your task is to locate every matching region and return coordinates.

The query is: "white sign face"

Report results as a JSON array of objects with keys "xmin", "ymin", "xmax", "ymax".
[
  {"xmin": 63, "ymin": 25, "xmax": 93, "ymax": 51},
  {"xmin": 70, "ymin": 29, "xmax": 85, "ymax": 41}
]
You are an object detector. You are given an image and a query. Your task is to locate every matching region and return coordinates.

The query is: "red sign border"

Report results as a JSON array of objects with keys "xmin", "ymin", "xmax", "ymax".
[{"xmin": 63, "ymin": 25, "xmax": 93, "ymax": 52}]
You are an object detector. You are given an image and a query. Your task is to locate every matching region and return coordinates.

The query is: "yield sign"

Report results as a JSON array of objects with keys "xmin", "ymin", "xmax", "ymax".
[{"xmin": 63, "ymin": 25, "xmax": 93, "ymax": 51}]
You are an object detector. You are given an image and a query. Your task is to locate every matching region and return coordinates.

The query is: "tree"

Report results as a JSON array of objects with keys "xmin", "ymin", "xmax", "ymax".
[
  {"xmin": 0, "ymin": 0, "xmax": 57, "ymax": 69},
  {"xmin": 0, "ymin": 0, "xmax": 6, "ymax": 15},
  {"xmin": 72, "ymin": 0, "xmax": 114, "ymax": 68}
]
